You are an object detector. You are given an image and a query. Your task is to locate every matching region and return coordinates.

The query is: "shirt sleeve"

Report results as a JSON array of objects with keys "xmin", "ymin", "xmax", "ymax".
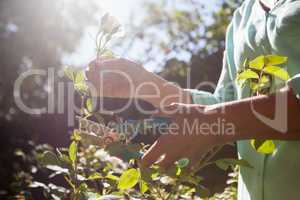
[
  {"xmin": 275, "ymin": 1, "xmax": 300, "ymax": 101},
  {"xmin": 185, "ymin": 21, "xmax": 237, "ymax": 105},
  {"xmin": 287, "ymin": 74, "xmax": 300, "ymax": 100}
]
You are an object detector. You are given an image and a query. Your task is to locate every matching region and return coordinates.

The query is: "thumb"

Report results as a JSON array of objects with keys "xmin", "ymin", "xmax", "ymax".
[{"xmin": 152, "ymin": 103, "xmax": 179, "ymax": 118}]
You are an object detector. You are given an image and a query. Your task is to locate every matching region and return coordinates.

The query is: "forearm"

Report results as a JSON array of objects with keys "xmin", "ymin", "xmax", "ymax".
[{"xmin": 207, "ymin": 86, "xmax": 300, "ymax": 142}]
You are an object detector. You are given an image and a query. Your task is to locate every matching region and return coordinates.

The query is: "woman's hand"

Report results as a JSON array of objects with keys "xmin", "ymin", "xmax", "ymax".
[
  {"xmin": 86, "ymin": 58, "xmax": 152, "ymax": 99},
  {"xmin": 141, "ymin": 103, "xmax": 229, "ymax": 169},
  {"xmin": 141, "ymin": 87, "xmax": 300, "ymax": 169},
  {"xmin": 86, "ymin": 58, "xmax": 191, "ymax": 108}
]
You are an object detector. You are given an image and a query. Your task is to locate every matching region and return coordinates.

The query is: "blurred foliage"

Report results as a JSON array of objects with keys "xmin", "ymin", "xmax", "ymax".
[
  {"xmin": 0, "ymin": 0, "xmax": 243, "ymax": 199},
  {"xmin": 0, "ymin": 0, "xmax": 103, "ymax": 198},
  {"xmin": 123, "ymin": 0, "xmax": 241, "ymax": 90},
  {"xmin": 0, "ymin": 0, "xmax": 101, "ymax": 120}
]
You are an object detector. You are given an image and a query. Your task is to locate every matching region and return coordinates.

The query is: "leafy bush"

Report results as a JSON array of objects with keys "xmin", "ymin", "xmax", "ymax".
[{"xmin": 13, "ymin": 13, "xmax": 257, "ymax": 200}]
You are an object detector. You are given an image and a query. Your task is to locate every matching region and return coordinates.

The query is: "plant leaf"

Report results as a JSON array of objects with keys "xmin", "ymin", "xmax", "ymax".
[
  {"xmin": 140, "ymin": 167, "xmax": 157, "ymax": 182},
  {"xmin": 251, "ymin": 139, "xmax": 276, "ymax": 154},
  {"xmin": 86, "ymin": 98, "xmax": 93, "ymax": 112},
  {"xmin": 30, "ymin": 181, "xmax": 48, "ymax": 189},
  {"xmin": 140, "ymin": 180, "xmax": 149, "ymax": 194},
  {"xmin": 249, "ymin": 55, "xmax": 265, "ymax": 70},
  {"xmin": 71, "ymin": 130, "xmax": 81, "ymax": 142},
  {"xmin": 176, "ymin": 158, "xmax": 190, "ymax": 169},
  {"xmin": 195, "ymin": 185, "xmax": 210, "ymax": 199},
  {"xmin": 68, "ymin": 141, "xmax": 77, "ymax": 164},
  {"xmin": 83, "ymin": 192, "xmax": 102, "ymax": 200},
  {"xmin": 263, "ymin": 66, "xmax": 290, "ymax": 81},
  {"xmin": 46, "ymin": 165, "xmax": 69, "ymax": 174},
  {"xmin": 64, "ymin": 66, "xmax": 75, "ymax": 81},
  {"xmin": 88, "ymin": 172, "xmax": 103, "ymax": 180},
  {"xmin": 215, "ymin": 158, "xmax": 253, "ymax": 171},
  {"xmin": 260, "ymin": 75, "xmax": 270, "ymax": 84},
  {"xmin": 57, "ymin": 154, "xmax": 72, "ymax": 169},
  {"xmin": 118, "ymin": 168, "xmax": 140, "ymax": 190},
  {"xmin": 249, "ymin": 82, "xmax": 259, "ymax": 91},
  {"xmin": 74, "ymin": 82, "xmax": 89, "ymax": 94},
  {"xmin": 38, "ymin": 151, "xmax": 60, "ymax": 166},
  {"xmin": 236, "ymin": 69, "xmax": 259, "ymax": 84},
  {"xmin": 75, "ymin": 70, "xmax": 85, "ymax": 84},
  {"xmin": 176, "ymin": 166, "xmax": 182, "ymax": 176},
  {"xmin": 250, "ymin": 79, "xmax": 270, "ymax": 93},
  {"xmin": 106, "ymin": 173, "xmax": 120, "ymax": 181},
  {"xmin": 265, "ymin": 55, "xmax": 288, "ymax": 65},
  {"xmin": 101, "ymin": 50, "xmax": 116, "ymax": 59}
]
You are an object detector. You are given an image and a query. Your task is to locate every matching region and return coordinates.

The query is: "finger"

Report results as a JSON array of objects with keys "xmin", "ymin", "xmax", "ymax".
[
  {"xmin": 86, "ymin": 59, "xmax": 119, "ymax": 77},
  {"xmin": 141, "ymin": 138, "xmax": 167, "ymax": 167},
  {"xmin": 86, "ymin": 59, "xmax": 106, "ymax": 81},
  {"xmin": 87, "ymin": 59, "xmax": 103, "ymax": 71},
  {"xmin": 86, "ymin": 59, "xmax": 127, "ymax": 85},
  {"xmin": 101, "ymin": 58, "xmax": 137, "ymax": 69},
  {"xmin": 153, "ymin": 103, "xmax": 203, "ymax": 118},
  {"xmin": 152, "ymin": 104, "xmax": 178, "ymax": 118},
  {"xmin": 176, "ymin": 103, "xmax": 206, "ymax": 114},
  {"xmin": 151, "ymin": 111, "xmax": 171, "ymax": 118}
]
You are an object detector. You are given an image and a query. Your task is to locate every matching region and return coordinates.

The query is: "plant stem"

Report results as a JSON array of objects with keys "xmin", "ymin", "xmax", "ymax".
[
  {"xmin": 192, "ymin": 145, "xmax": 224, "ymax": 174},
  {"xmin": 73, "ymin": 95, "xmax": 85, "ymax": 194},
  {"xmin": 74, "ymin": 142, "xmax": 79, "ymax": 189},
  {"xmin": 96, "ymin": 32, "xmax": 105, "ymax": 59}
]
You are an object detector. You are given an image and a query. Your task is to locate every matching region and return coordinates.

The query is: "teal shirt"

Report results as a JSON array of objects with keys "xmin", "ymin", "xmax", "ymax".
[{"xmin": 187, "ymin": 0, "xmax": 300, "ymax": 199}]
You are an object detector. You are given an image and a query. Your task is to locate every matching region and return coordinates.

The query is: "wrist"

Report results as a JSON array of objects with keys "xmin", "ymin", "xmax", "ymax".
[
  {"xmin": 161, "ymin": 85, "xmax": 192, "ymax": 104},
  {"xmin": 140, "ymin": 71, "xmax": 192, "ymax": 107}
]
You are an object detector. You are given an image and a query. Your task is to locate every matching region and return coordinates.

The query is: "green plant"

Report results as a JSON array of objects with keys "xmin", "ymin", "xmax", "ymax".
[
  {"xmin": 31, "ymin": 14, "xmax": 253, "ymax": 200},
  {"xmin": 236, "ymin": 55, "xmax": 290, "ymax": 154},
  {"xmin": 94, "ymin": 13, "xmax": 120, "ymax": 59}
]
